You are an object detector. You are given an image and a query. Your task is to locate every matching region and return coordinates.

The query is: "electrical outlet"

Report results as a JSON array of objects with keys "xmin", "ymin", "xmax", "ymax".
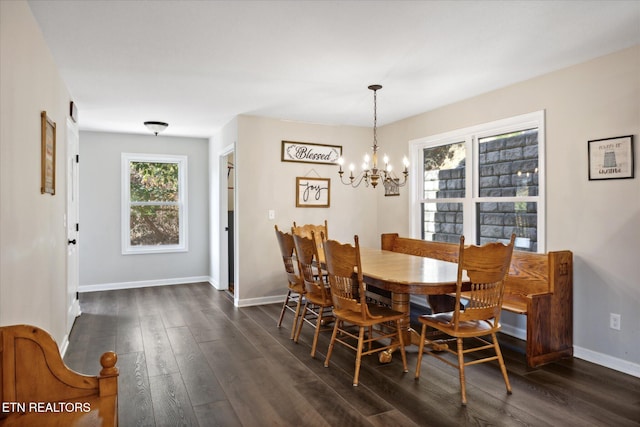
[{"xmin": 609, "ymin": 313, "xmax": 621, "ymax": 331}]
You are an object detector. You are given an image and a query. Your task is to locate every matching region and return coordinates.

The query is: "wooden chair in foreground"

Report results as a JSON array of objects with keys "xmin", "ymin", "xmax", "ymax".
[
  {"xmin": 0, "ymin": 324, "xmax": 118, "ymax": 426},
  {"xmin": 292, "ymin": 231, "xmax": 334, "ymax": 358},
  {"xmin": 414, "ymin": 234, "xmax": 516, "ymax": 405},
  {"xmin": 275, "ymin": 225, "xmax": 305, "ymax": 339},
  {"xmin": 323, "ymin": 235, "xmax": 408, "ymax": 386},
  {"xmin": 292, "ymin": 220, "xmax": 328, "ymax": 263}
]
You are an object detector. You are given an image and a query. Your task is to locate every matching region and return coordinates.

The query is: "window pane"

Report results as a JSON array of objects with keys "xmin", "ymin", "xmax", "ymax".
[
  {"xmin": 479, "ymin": 129, "xmax": 538, "ymax": 197},
  {"xmin": 130, "ymin": 162, "xmax": 179, "ymax": 202},
  {"xmin": 130, "ymin": 205, "xmax": 180, "ymax": 246},
  {"xmin": 423, "ymin": 142, "xmax": 465, "ymax": 199},
  {"xmin": 422, "ymin": 202, "xmax": 463, "ymax": 243},
  {"xmin": 477, "ymin": 202, "xmax": 537, "ymax": 252}
]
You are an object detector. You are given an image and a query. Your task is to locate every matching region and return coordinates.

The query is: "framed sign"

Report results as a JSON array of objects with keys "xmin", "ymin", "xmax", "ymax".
[
  {"xmin": 41, "ymin": 111, "xmax": 56, "ymax": 195},
  {"xmin": 282, "ymin": 141, "xmax": 342, "ymax": 165},
  {"xmin": 384, "ymin": 179, "xmax": 400, "ymax": 197},
  {"xmin": 588, "ymin": 135, "xmax": 634, "ymax": 180},
  {"xmin": 296, "ymin": 177, "xmax": 330, "ymax": 208}
]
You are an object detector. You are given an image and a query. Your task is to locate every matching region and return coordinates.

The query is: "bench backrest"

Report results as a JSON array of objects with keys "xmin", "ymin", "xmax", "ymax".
[{"xmin": 381, "ymin": 234, "xmax": 571, "ymax": 297}]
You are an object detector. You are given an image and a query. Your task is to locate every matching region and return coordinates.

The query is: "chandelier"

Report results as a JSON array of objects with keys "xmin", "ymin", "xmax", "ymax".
[{"xmin": 338, "ymin": 85, "xmax": 408, "ymax": 189}]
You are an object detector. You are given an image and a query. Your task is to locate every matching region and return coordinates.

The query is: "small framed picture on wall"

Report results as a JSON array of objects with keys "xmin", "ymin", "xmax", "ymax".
[
  {"xmin": 296, "ymin": 177, "xmax": 330, "ymax": 208},
  {"xmin": 41, "ymin": 111, "xmax": 56, "ymax": 195},
  {"xmin": 588, "ymin": 135, "xmax": 634, "ymax": 180}
]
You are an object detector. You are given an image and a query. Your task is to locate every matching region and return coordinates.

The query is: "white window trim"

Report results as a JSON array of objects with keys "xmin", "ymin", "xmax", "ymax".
[
  {"xmin": 409, "ymin": 110, "xmax": 546, "ymax": 253},
  {"xmin": 121, "ymin": 153, "xmax": 188, "ymax": 255}
]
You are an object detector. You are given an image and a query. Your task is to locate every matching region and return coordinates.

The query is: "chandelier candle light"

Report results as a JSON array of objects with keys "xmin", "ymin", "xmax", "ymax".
[{"xmin": 338, "ymin": 85, "xmax": 409, "ymax": 188}]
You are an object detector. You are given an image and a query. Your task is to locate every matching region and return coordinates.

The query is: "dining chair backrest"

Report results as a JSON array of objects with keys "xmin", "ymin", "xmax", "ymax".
[
  {"xmin": 274, "ymin": 225, "xmax": 301, "ymax": 287},
  {"xmin": 292, "ymin": 220, "xmax": 328, "ymax": 260},
  {"xmin": 292, "ymin": 232, "xmax": 328, "ymax": 300},
  {"xmin": 453, "ymin": 234, "xmax": 516, "ymax": 329},
  {"xmin": 323, "ymin": 235, "xmax": 376, "ymax": 321}
]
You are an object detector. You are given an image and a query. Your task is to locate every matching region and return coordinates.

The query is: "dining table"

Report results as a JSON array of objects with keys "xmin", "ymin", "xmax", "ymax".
[{"xmin": 358, "ymin": 246, "xmax": 469, "ymax": 362}]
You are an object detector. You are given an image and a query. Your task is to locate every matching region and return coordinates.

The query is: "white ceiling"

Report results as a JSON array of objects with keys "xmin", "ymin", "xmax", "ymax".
[{"xmin": 28, "ymin": 0, "xmax": 640, "ymax": 138}]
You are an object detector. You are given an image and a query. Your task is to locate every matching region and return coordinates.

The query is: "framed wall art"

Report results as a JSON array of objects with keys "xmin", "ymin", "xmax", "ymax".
[
  {"xmin": 588, "ymin": 135, "xmax": 634, "ymax": 180},
  {"xmin": 282, "ymin": 141, "xmax": 342, "ymax": 165},
  {"xmin": 41, "ymin": 111, "xmax": 56, "ymax": 195},
  {"xmin": 296, "ymin": 177, "xmax": 330, "ymax": 208},
  {"xmin": 384, "ymin": 179, "xmax": 400, "ymax": 196}
]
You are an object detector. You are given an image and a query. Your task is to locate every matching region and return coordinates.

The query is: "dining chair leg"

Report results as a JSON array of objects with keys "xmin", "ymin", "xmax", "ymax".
[
  {"xmin": 493, "ymin": 332, "xmax": 512, "ymax": 394},
  {"xmin": 276, "ymin": 290, "xmax": 292, "ymax": 328},
  {"xmin": 324, "ymin": 321, "xmax": 340, "ymax": 368},
  {"xmin": 397, "ymin": 319, "xmax": 409, "ymax": 373},
  {"xmin": 310, "ymin": 306, "xmax": 324, "ymax": 358},
  {"xmin": 353, "ymin": 326, "xmax": 366, "ymax": 386},
  {"xmin": 457, "ymin": 337, "xmax": 467, "ymax": 406},
  {"xmin": 414, "ymin": 323, "xmax": 427, "ymax": 379},
  {"xmin": 290, "ymin": 297, "xmax": 303, "ymax": 340},
  {"xmin": 293, "ymin": 300, "xmax": 309, "ymax": 343}
]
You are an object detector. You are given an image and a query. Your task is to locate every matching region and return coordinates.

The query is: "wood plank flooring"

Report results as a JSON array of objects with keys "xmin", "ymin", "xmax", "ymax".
[{"xmin": 64, "ymin": 283, "xmax": 640, "ymax": 427}]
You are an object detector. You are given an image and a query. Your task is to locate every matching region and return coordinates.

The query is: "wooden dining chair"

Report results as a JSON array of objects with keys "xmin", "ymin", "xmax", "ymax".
[
  {"xmin": 274, "ymin": 225, "xmax": 305, "ymax": 339},
  {"xmin": 292, "ymin": 231, "xmax": 334, "ymax": 358},
  {"xmin": 292, "ymin": 220, "xmax": 328, "ymax": 263},
  {"xmin": 323, "ymin": 235, "xmax": 408, "ymax": 386},
  {"xmin": 414, "ymin": 234, "xmax": 516, "ymax": 405}
]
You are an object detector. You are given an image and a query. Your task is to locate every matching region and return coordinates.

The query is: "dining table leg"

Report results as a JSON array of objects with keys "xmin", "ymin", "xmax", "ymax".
[
  {"xmin": 379, "ymin": 292, "xmax": 419, "ymax": 363},
  {"xmin": 379, "ymin": 293, "xmax": 457, "ymax": 363}
]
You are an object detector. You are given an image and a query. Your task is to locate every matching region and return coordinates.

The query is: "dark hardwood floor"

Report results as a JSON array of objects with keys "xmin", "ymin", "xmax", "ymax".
[{"xmin": 64, "ymin": 283, "xmax": 640, "ymax": 427}]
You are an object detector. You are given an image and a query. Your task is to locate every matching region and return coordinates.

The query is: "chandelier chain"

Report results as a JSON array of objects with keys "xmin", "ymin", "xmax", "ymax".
[{"xmin": 373, "ymin": 88, "xmax": 377, "ymax": 148}]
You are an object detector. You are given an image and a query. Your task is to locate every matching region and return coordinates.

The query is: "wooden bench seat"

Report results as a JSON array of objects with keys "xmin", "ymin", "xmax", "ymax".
[
  {"xmin": 380, "ymin": 234, "xmax": 573, "ymax": 368},
  {"xmin": 0, "ymin": 324, "xmax": 118, "ymax": 426}
]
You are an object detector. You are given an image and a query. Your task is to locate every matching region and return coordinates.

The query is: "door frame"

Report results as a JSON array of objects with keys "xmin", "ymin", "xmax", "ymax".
[
  {"xmin": 65, "ymin": 117, "xmax": 81, "ymax": 335},
  {"xmin": 219, "ymin": 144, "xmax": 236, "ymax": 303}
]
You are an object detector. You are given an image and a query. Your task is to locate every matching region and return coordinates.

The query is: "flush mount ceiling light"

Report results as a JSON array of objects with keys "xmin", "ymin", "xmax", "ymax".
[{"xmin": 144, "ymin": 121, "xmax": 168, "ymax": 136}]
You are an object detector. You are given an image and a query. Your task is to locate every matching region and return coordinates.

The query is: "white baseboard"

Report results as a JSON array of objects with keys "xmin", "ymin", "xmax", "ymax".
[
  {"xmin": 59, "ymin": 334, "xmax": 70, "ymax": 358},
  {"xmin": 68, "ymin": 298, "xmax": 81, "ymax": 320},
  {"xmin": 499, "ymin": 323, "xmax": 527, "ymax": 341},
  {"xmin": 79, "ymin": 276, "xmax": 211, "ymax": 293},
  {"xmin": 574, "ymin": 345, "xmax": 640, "ymax": 378},
  {"xmin": 236, "ymin": 295, "xmax": 284, "ymax": 308}
]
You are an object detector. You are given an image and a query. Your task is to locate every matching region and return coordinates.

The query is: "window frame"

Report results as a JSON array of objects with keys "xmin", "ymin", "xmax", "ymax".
[
  {"xmin": 409, "ymin": 110, "xmax": 546, "ymax": 253},
  {"xmin": 121, "ymin": 152, "xmax": 188, "ymax": 255}
]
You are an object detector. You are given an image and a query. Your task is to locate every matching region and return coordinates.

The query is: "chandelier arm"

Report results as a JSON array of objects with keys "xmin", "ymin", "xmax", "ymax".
[{"xmin": 339, "ymin": 171, "xmax": 369, "ymax": 188}]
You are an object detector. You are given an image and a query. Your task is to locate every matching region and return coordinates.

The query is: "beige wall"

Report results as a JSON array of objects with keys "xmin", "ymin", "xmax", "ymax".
[
  {"xmin": 0, "ymin": 1, "xmax": 73, "ymax": 345},
  {"xmin": 378, "ymin": 46, "xmax": 640, "ymax": 372},
  {"xmin": 211, "ymin": 115, "xmax": 376, "ymax": 305}
]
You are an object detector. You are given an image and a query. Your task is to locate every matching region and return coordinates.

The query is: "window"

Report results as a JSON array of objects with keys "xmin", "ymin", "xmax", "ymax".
[
  {"xmin": 409, "ymin": 111, "xmax": 545, "ymax": 252},
  {"xmin": 121, "ymin": 153, "xmax": 188, "ymax": 254}
]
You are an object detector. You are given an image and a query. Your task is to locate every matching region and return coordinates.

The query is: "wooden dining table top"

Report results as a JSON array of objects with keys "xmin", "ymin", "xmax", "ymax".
[{"xmin": 359, "ymin": 247, "xmax": 467, "ymax": 295}]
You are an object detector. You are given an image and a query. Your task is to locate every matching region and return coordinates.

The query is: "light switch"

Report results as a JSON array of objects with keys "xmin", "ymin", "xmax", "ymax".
[{"xmin": 268, "ymin": 210, "xmax": 275, "ymax": 220}]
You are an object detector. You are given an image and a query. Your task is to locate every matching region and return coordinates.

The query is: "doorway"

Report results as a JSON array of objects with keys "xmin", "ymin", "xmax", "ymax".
[{"xmin": 225, "ymin": 152, "xmax": 235, "ymax": 295}]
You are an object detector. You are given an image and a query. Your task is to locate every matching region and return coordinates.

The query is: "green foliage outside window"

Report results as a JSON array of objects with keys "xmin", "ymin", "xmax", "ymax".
[
  {"xmin": 129, "ymin": 162, "xmax": 180, "ymax": 246},
  {"xmin": 130, "ymin": 162, "xmax": 179, "ymax": 202}
]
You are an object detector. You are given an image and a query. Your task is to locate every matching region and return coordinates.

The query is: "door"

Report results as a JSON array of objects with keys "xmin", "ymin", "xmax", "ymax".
[{"xmin": 66, "ymin": 118, "xmax": 80, "ymax": 333}]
